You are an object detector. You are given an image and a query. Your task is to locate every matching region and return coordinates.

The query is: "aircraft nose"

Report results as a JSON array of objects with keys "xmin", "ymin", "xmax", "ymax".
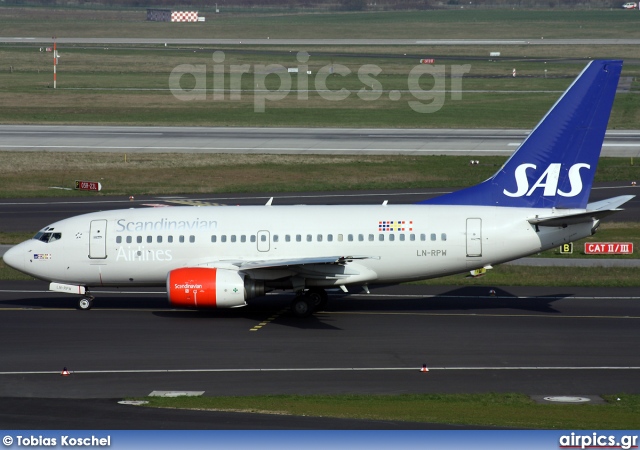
[{"xmin": 2, "ymin": 243, "xmax": 25, "ymax": 272}]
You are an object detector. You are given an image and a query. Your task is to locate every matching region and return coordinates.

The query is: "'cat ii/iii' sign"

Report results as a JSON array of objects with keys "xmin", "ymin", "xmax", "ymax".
[{"xmin": 584, "ymin": 242, "xmax": 633, "ymax": 254}]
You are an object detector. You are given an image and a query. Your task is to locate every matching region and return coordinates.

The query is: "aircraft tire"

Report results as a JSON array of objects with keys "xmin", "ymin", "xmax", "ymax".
[
  {"xmin": 78, "ymin": 298, "xmax": 93, "ymax": 310},
  {"xmin": 305, "ymin": 288, "xmax": 328, "ymax": 311},
  {"xmin": 290, "ymin": 295, "xmax": 314, "ymax": 318}
]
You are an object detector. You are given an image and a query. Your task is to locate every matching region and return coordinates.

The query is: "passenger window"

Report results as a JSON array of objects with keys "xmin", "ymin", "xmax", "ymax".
[
  {"xmin": 190, "ymin": 235, "xmax": 195, "ymax": 243},
  {"xmin": 261, "ymin": 234, "xmax": 267, "ymax": 242},
  {"xmin": 241, "ymin": 235, "xmax": 247, "ymax": 243},
  {"xmin": 410, "ymin": 234, "xmax": 415, "ymax": 241},
  {"xmin": 147, "ymin": 236, "xmax": 152, "ymax": 243},
  {"xmin": 348, "ymin": 234, "xmax": 354, "ymax": 242},
  {"xmin": 307, "ymin": 234, "xmax": 312, "ymax": 242},
  {"xmin": 221, "ymin": 235, "xmax": 227, "ymax": 243},
  {"xmin": 358, "ymin": 234, "xmax": 364, "ymax": 241},
  {"xmin": 431, "ymin": 233, "xmax": 436, "ymax": 241},
  {"xmin": 116, "ymin": 236, "xmax": 122, "ymax": 244},
  {"xmin": 179, "ymin": 235, "xmax": 185, "ymax": 243},
  {"xmin": 211, "ymin": 235, "xmax": 217, "ymax": 243},
  {"xmin": 389, "ymin": 234, "xmax": 395, "ymax": 241},
  {"xmin": 317, "ymin": 234, "xmax": 323, "ymax": 242},
  {"xmin": 137, "ymin": 236, "xmax": 142, "ymax": 244},
  {"xmin": 421, "ymin": 234, "xmax": 426, "ymax": 241},
  {"xmin": 338, "ymin": 234, "xmax": 343, "ymax": 242},
  {"xmin": 250, "ymin": 235, "xmax": 256, "ymax": 243},
  {"xmin": 168, "ymin": 235, "xmax": 173, "ymax": 243},
  {"xmin": 126, "ymin": 236, "xmax": 132, "ymax": 244},
  {"xmin": 296, "ymin": 235, "xmax": 302, "ymax": 242},
  {"xmin": 327, "ymin": 234, "xmax": 333, "ymax": 242},
  {"xmin": 441, "ymin": 233, "xmax": 447, "ymax": 241},
  {"xmin": 399, "ymin": 234, "xmax": 405, "ymax": 241},
  {"xmin": 368, "ymin": 234, "xmax": 374, "ymax": 241},
  {"xmin": 274, "ymin": 235, "xmax": 279, "ymax": 243},
  {"xmin": 285, "ymin": 235, "xmax": 291, "ymax": 242},
  {"xmin": 231, "ymin": 235, "xmax": 237, "ymax": 243},
  {"xmin": 157, "ymin": 236, "xmax": 163, "ymax": 243},
  {"xmin": 379, "ymin": 234, "xmax": 384, "ymax": 241}
]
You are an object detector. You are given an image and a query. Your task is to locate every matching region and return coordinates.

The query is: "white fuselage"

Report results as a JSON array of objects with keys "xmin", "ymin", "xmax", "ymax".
[{"xmin": 7, "ymin": 204, "xmax": 595, "ymax": 288}]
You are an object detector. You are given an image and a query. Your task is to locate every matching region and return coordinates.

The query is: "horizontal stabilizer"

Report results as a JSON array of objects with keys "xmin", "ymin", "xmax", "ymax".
[
  {"xmin": 586, "ymin": 194, "xmax": 636, "ymax": 212},
  {"xmin": 528, "ymin": 195, "xmax": 634, "ymax": 227}
]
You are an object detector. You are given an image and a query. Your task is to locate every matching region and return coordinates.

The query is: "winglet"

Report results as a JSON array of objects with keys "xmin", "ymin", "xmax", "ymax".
[{"xmin": 419, "ymin": 60, "xmax": 623, "ymax": 209}]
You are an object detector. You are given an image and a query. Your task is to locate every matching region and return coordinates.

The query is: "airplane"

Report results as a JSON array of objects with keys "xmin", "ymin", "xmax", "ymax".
[{"xmin": 3, "ymin": 59, "xmax": 633, "ymax": 317}]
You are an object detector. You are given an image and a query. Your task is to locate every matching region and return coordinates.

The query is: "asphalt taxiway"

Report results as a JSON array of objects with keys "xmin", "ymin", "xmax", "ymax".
[{"xmin": 1, "ymin": 282, "xmax": 639, "ymax": 398}]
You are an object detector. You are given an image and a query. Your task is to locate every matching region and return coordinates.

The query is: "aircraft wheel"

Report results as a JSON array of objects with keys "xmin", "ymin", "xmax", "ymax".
[
  {"xmin": 305, "ymin": 288, "xmax": 328, "ymax": 311},
  {"xmin": 290, "ymin": 295, "xmax": 314, "ymax": 318},
  {"xmin": 78, "ymin": 298, "xmax": 93, "ymax": 310}
]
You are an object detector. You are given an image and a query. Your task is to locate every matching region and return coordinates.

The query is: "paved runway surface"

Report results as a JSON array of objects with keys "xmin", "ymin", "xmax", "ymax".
[
  {"xmin": 0, "ymin": 282, "xmax": 638, "ymax": 428},
  {"xmin": 4, "ymin": 37, "xmax": 640, "ymax": 46},
  {"xmin": 2, "ymin": 126, "xmax": 640, "ymax": 156}
]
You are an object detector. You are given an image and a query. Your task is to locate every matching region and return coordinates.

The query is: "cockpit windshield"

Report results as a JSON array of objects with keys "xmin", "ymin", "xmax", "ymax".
[{"xmin": 33, "ymin": 231, "xmax": 62, "ymax": 243}]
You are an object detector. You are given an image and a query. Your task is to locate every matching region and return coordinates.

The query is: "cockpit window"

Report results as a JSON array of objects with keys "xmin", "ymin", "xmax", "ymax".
[{"xmin": 33, "ymin": 232, "xmax": 62, "ymax": 243}]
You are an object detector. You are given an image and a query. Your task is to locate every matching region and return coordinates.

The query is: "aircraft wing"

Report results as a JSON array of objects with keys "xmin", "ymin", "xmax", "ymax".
[
  {"xmin": 528, "ymin": 195, "xmax": 635, "ymax": 227},
  {"xmin": 220, "ymin": 255, "xmax": 379, "ymax": 270},
  {"xmin": 189, "ymin": 255, "xmax": 380, "ymax": 284}
]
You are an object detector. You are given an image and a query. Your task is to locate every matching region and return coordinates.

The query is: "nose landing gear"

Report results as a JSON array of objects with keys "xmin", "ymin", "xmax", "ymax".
[{"xmin": 78, "ymin": 293, "xmax": 94, "ymax": 310}]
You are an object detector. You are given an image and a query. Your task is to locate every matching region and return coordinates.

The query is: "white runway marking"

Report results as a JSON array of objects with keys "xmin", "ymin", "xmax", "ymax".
[{"xmin": 1, "ymin": 366, "xmax": 638, "ymax": 376}]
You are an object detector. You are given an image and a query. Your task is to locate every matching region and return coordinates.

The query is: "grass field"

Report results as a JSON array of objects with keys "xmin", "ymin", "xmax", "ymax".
[
  {"xmin": 2, "ymin": 8, "xmax": 640, "ymax": 40},
  {"xmin": 1, "ymin": 47, "xmax": 638, "ymax": 128},
  {"xmin": 1, "ymin": 8, "xmax": 640, "ymax": 128},
  {"xmin": 139, "ymin": 393, "xmax": 640, "ymax": 429},
  {"xmin": 1, "ymin": 153, "xmax": 639, "ymax": 198}
]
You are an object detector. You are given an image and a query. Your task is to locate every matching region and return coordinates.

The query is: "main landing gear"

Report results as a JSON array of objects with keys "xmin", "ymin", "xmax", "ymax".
[{"xmin": 290, "ymin": 288, "xmax": 328, "ymax": 318}]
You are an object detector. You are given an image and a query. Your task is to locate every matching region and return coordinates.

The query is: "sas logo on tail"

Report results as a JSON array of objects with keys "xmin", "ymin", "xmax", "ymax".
[{"xmin": 503, "ymin": 163, "xmax": 590, "ymax": 198}]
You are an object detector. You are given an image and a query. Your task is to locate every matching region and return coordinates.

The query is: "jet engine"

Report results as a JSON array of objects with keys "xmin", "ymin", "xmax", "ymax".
[{"xmin": 166, "ymin": 267, "xmax": 264, "ymax": 309}]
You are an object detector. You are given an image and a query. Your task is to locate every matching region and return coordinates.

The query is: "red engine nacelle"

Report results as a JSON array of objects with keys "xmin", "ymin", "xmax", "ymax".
[{"xmin": 167, "ymin": 267, "xmax": 262, "ymax": 309}]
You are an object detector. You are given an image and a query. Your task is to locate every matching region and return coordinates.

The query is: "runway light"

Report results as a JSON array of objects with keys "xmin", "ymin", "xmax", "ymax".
[
  {"xmin": 421, "ymin": 364, "xmax": 429, "ymax": 373},
  {"xmin": 61, "ymin": 367, "xmax": 70, "ymax": 376}
]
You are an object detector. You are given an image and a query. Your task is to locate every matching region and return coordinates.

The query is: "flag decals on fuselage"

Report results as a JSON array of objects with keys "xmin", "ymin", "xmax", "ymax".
[{"xmin": 378, "ymin": 220, "xmax": 413, "ymax": 232}]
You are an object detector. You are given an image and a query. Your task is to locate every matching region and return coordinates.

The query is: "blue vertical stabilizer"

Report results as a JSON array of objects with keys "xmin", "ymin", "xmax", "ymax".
[{"xmin": 419, "ymin": 60, "xmax": 622, "ymax": 209}]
